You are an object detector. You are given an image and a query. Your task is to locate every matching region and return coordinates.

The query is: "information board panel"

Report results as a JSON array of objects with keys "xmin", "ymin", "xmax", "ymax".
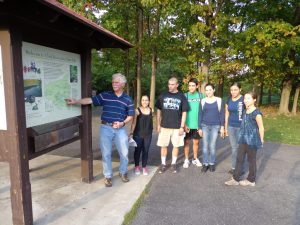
[
  {"xmin": 0, "ymin": 45, "xmax": 7, "ymax": 130},
  {"xmin": 22, "ymin": 42, "xmax": 81, "ymax": 128}
]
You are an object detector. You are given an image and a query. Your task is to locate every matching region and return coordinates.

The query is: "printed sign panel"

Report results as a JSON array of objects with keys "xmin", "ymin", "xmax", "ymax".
[
  {"xmin": 0, "ymin": 45, "xmax": 7, "ymax": 130},
  {"xmin": 22, "ymin": 42, "xmax": 82, "ymax": 128}
]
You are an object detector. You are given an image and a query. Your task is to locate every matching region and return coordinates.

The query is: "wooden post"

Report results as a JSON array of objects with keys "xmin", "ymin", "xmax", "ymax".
[
  {"xmin": 0, "ymin": 28, "xmax": 33, "ymax": 225},
  {"xmin": 80, "ymin": 47, "xmax": 93, "ymax": 183}
]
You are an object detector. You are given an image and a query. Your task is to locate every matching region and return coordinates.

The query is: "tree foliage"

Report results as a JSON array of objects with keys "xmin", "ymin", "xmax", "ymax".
[{"xmin": 60, "ymin": 0, "xmax": 300, "ymax": 113}]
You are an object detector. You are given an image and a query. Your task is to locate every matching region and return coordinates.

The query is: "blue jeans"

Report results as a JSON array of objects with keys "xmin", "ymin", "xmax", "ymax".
[
  {"xmin": 202, "ymin": 124, "xmax": 220, "ymax": 165},
  {"xmin": 228, "ymin": 126, "xmax": 240, "ymax": 169},
  {"xmin": 99, "ymin": 125, "xmax": 129, "ymax": 178}
]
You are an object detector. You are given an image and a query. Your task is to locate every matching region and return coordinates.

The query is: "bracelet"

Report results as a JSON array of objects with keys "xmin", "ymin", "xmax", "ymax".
[{"xmin": 122, "ymin": 121, "xmax": 126, "ymax": 127}]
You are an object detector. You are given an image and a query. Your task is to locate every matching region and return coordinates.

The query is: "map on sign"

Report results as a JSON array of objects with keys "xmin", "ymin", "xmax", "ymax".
[{"xmin": 22, "ymin": 42, "xmax": 81, "ymax": 128}]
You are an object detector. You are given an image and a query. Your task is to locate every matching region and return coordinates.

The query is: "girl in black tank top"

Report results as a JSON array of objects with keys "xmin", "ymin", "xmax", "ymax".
[{"xmin": 130, "ymin": 95, "xmax": 153, "ymax": 175}]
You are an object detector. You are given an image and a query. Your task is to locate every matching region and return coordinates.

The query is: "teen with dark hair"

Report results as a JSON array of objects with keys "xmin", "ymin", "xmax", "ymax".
[
  {"xmin": 130, "ymin": 95, "xmax": 153, "ymax": 176},
  {"xmin": 225, "ymin": 91, "xmax": 264, "ymax": 187},
  {"xmin": 225, "ymin": 82, "xmax": 245, "ymax": 174},
  {"xmin": 183, "ymin": 78, "xmax": 204, "ymax": 168},
  {"xmin": 198, "ymin": 83, "xmax": 225, "ymax": 173}
]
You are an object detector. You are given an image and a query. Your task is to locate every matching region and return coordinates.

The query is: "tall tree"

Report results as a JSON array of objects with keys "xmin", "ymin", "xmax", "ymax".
[{"xmin": 136, "ymin": 1, "xmax": 143, "ymax": 106}]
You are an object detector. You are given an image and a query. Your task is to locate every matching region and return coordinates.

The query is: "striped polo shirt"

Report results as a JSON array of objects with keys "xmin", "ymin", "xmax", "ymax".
[{"xmin": 92, "ymin": 91, "xmax": 135, "ymax": 123}]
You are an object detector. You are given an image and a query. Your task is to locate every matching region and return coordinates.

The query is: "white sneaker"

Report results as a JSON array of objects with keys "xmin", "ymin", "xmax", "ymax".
[
  {"xmin": 239, "ymin": 180, "xmax": 255, "ymax": 187},
  {"xmin": 225, "ymin": 178, "xmax": 239, "ymax": 186},
  {"xmin": 183, "ymin": 159, "xmax": 190, "ymax": 168},
  {"xmin": 134, "ymin": 166, "xmax": 141, "ymax": 175},
  {"xmin": 142, "ymin": 167, "xmax": 149, "ymax": 176},
  {"xmin": 192, "ymin": 158, "xmax": 202, "ymax": 167}
]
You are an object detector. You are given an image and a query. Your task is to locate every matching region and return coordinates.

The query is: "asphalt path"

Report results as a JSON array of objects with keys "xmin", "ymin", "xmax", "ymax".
[{"xmin": 130, "ymin": 135, "xmax": 300, "ymax": 225}]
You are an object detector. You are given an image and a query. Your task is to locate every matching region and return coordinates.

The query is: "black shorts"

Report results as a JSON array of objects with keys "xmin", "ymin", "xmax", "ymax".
[{"xmin": 184, "ymin": 129, "xmax": 201, "ymax": 140}]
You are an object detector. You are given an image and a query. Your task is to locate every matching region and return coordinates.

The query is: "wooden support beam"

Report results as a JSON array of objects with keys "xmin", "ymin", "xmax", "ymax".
[
  {"xmin": 80, "ymin": 47, "xmax": 93, "ymax": 183},
  {"xmin": 9, "ymin": 28, "xmax": 33, "ymax": 225}
]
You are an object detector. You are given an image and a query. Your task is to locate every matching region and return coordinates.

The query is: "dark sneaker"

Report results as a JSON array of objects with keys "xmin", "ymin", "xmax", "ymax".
[
  {"xmin": 104, "ymin": 177, "xmax": 112, "ymax": 187},
  {"xmin": 170, "ymin": 164, "xmax": 177, "ymax": 173},
  {"xmin": 201, "ymin": 165, "xmax": 209, "ymax": 173},
  {"xmin": 210, "ymin": 165, "xmax": 216, "ymax": 172},
  {"xmin": 119, "ymin": 173, "xmax": 129, "ymax": 183},
  {"xmin": 228, "ymin": 169, "xmax": 235, "ymax": 175},
  {"xmin": 159, "ymin": 164, "xmax": 167, "ymax": 174}
]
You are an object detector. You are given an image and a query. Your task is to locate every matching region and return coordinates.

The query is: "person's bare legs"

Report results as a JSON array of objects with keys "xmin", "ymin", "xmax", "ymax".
[
  {"xmin": 161, "ymin": 146, "xmax": 167, "ymax": 163},
  {"xmin": 159, "ymin": 146, "xmax": 168, "ymax": 173},
  {"xmin": 184, "ymin": 139, "xmax": 190, "ymax": 160},
  {"xmin": 192, "ymin": 139, "xmax": 202, "ymax": 167},
  {"xmin": 193, "ymin": 139, "xmax": 199, "ymax": 159},
  {"xmin": 183, "ymin": 139, "xmax": 191, "ymax": 168},
  {"xmin": 170, "ymin": 147, "xmax": 179, "ymax": 173},
  {"xmin": 172, "ymin": 147, "xmax": 179, "ymax": 159}
]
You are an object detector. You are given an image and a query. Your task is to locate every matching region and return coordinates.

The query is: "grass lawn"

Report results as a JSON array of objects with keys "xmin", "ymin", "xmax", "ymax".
[{"xmin": 262, "ymin": 107, "xmax": 300, "ymax": 145}]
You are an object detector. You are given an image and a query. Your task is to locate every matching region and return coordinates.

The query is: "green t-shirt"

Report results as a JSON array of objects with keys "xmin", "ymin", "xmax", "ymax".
[{"xmin": 185, "ymin": 92, "xmax": 203, "ymax": 129}]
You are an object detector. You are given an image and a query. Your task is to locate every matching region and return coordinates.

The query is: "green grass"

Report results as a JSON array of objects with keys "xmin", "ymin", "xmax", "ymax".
[
  {"xmin": 264, "ymin": 115, "xmax": 300, "ymax": 145},
  {"xmin": 122, "ymin": 183, "xmax": 151, "ymax": 225}
]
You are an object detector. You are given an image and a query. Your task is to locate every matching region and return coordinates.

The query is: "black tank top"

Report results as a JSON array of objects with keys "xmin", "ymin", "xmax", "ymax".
[{"xmin": 133, "ymin": 107, "xmax": 153, "ymax": 137}]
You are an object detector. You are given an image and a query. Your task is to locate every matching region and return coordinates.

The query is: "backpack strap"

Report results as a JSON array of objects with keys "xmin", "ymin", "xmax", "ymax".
[
  {"xmin": 198, "ymin": 91, "xmax": 204, "ymax": 99},
  {"xmin": 216, "ymin": 97, "xmax": 222, "ymax": 112},
  {"xmin": 201, "ymin": 98, "xmax": 206, "ymax": 109}
]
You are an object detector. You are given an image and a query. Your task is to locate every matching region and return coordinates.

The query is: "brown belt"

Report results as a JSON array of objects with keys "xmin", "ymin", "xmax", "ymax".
[{"xmin": 101, "ymin": 121, "xmax": 114, "ymax": 126}]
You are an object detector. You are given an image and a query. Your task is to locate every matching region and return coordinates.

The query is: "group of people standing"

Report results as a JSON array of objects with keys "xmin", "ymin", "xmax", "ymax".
[{"xmin": 65, "ymin": 73, "xmax": 264, "ymax": 188}]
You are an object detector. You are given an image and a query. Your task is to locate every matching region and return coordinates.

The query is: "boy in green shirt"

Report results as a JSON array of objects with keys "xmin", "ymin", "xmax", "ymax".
[{"xmin": 183, "ymin": 78, "xmax": 204, "ymax": 168}]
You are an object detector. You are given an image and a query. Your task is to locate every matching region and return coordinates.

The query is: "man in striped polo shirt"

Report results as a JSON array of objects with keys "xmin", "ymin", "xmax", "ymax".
[{"xmin": 65, "ymin": 73, "xmax": 135, "ymax": 187}]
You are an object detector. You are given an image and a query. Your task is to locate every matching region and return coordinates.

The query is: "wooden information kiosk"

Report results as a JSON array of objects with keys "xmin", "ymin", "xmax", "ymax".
[{"xmin": 0, "ymin": 0, "xmax": 132, "ymax": 224}]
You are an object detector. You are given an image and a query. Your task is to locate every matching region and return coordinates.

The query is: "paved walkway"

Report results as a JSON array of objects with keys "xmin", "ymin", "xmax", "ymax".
[
  {"xmin": 130, "ymin": 136, "xmax": 300, "ymax": 225},
  {"xmin": 0, "ymin": 156, "xmax": 156, "ymax": 225}
]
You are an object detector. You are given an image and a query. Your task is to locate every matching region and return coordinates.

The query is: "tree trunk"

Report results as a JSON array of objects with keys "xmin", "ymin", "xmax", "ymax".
[
  {"xmin": 252, "ymin": 85, "xmax": 259, "ymax": 102},
  {"xmin": 200, "ymin": 62, "xmax": 209, "ymax": 91},
  {"xmin": 217, "ymin": 74, "xmax": 224, "ymax": 98},
  {"xmin": 292, "ymin": 86, "xmax": 300, "ymax": 115},
  {"xmin": 150, "ymin": 48, "xmax": 157, "ymax": 109},
  {"xmin": 149, "ymin": 6, "xmax": 161, "ymax": 110},
  {"xmin": 124, "ymin": 49, "xmax": 130, "ymax": 95},
  {"xmin": 132, "ymin": 79, "xmax": 137, "ymax": 106},
  {"xmin": 278, "ymin": 79, "xmax": 293, "ymax": 114},
  {"xmin": 268, "ymin": 89, "xmax": 272, "ymax": 105},
  {"xmin": 136, "ymin": 3, "xmax": 143, "ymax": 107},
  {"xmin": 122, "ymin": 6, "xmax": 130, "ymax": 95},
  {"xmin": 258, "ymin": 82, "xmax": 264, "ymax": 106}
]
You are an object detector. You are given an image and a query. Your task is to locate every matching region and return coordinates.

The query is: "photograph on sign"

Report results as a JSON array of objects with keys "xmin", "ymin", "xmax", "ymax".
[{"xmin": 22, "ymin": 42, "xmax": 82, "ymax": 128}]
